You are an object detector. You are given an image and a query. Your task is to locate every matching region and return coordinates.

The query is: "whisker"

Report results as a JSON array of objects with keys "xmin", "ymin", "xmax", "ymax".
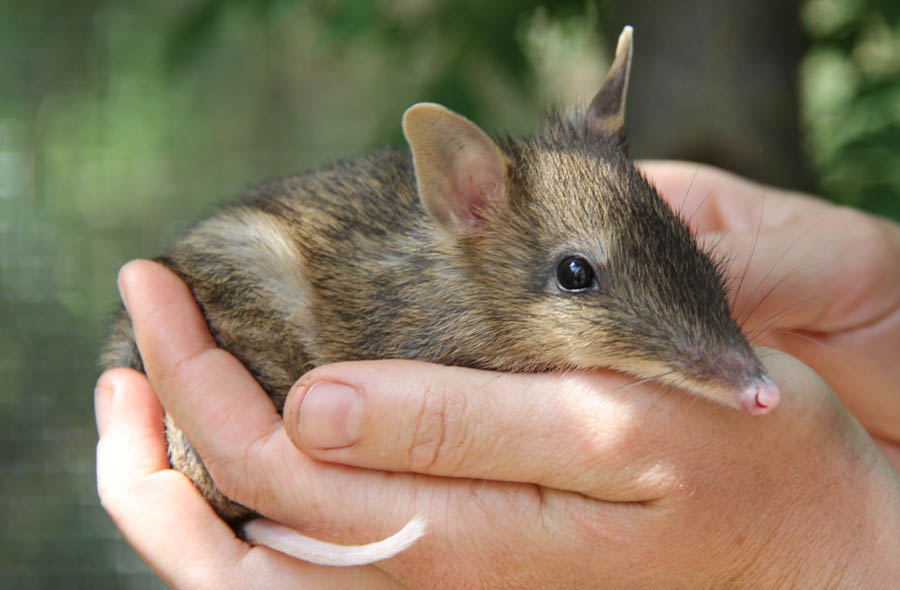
[
  {"xmin": 738, "ymin": 214, "xmax": 833, "ymax": 323},
  {"xmin": 646, "ymin": 374, "xmax": 690, "ymax": 416},
  {"xmin": 779, "ymin": 329, "xmax": 842, "ymax": 355},
  {"xmin": 731, "ymin": 189, "xmax": 765, "ymax": 309},
  {"xmin": 738, "ymin": 260, "xmax": 824, "ymax": 324},
  {"xmin": 738, "ymin": 260, "xmax": 822, "ymax": 328},
  {"xmin": 686, "ymin": 170, "xmax": 722, "ymax": 228},
  {"xmin": 704, "ymin": 232, "xmax": 733, "ymax": 260},
  {"xmin": 742, "ymin": 290, "xmax": 831, "ymax": 338},
  {"xmin": 606, "ymin": 369, "xmax": 678, "ymax": 397},
  {"xmin": 677, "ymin": 164, "xmax": 701, "ymax": 218}
]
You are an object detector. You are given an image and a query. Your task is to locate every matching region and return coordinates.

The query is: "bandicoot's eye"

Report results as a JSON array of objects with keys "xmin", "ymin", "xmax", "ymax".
[{"xmin": 556, "ymin": 255, "xmax": 597, "ymax": 291}]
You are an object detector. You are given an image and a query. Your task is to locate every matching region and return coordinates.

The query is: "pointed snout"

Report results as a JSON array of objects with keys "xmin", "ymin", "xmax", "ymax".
[{"xmin": 737, "ymin": 375, "xmax": 781, "ymax": 416}]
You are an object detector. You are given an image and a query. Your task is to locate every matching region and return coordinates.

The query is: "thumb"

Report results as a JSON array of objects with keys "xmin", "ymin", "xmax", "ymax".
[{"xmin": 281, "ymin": 359, "xmax": 766, "ymax": 502}]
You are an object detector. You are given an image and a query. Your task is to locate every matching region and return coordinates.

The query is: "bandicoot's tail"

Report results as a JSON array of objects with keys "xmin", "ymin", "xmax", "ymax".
[{"xmin": 241, "ymin": 515, "xmax": 427, "ymax": 567}]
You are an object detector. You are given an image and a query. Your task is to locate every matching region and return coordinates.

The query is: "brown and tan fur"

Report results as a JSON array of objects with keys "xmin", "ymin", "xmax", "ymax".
[{"xmin": 102, "ymin": 28, "xmax": 772, "ymax": 544}]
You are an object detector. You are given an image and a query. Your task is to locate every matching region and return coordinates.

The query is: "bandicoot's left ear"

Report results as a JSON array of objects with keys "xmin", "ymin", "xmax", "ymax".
[
  {"xmin": 402, "ymin": 102, "xmax": 511, "ymax": 235},
  {"xmin": 584, "ymin": 25, "xmax": 634, "ymax": 142}
]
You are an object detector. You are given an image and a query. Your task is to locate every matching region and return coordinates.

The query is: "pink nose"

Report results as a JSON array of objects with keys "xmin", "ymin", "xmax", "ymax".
[{"xmin": 738, "ymin": 376, "xmax": 781, "ymax": 416}]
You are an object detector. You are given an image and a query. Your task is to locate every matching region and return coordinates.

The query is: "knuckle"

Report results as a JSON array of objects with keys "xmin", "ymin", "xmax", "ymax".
[
  {"xmin": 204, "ymin": 427, "xmax": 275, "ymax": 509},
  {"xmin": 204, "ymin": 447, "xmax": 248, "ymax": 503},
  {"xmin": 406, "ymin": 380, "xmax": 467, "ymax": 473}
]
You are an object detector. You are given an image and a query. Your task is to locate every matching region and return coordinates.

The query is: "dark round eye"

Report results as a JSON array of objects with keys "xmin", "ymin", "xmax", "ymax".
[{"xmin": 556, "ymin": 256, "xmax": 596, "ymax": 291}]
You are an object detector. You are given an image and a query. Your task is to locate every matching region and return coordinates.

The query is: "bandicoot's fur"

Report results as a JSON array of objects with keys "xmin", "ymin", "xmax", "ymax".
[{"xmin": 103, "ymin": 27, "xmax": 769, "ymax": 529}]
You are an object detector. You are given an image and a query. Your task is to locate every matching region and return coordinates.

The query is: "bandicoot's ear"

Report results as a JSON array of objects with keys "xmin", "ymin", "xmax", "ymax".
[
  {"xmin": 584, "ymin": 25, "xmax": 633, "ymax": 141},
  {"xmin": 402, "ymin": 103, "xmax": 511, "ymax": 235}
]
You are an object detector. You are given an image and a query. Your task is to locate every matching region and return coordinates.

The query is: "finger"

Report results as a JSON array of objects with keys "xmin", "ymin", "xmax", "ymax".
[
  {"xmin": 116, "ymin": 260, "xmax": 429, "ymax": 553},
  {"xmin": 95, "ymin": 366, "xmax": 398, "ymax": 589},
  {"xmin": 705, "ymin": 215, "xmax": 899, "ymax": 337},
  {"xmin": 117, "ymin": 259, "xmax": 283, "ymax": 490},
  {"xmin": 282, "ymin": 356, "xmax": 807, "ymax": 501},
  {"xmin": 760, "ymin": 304, "xmax": 900, "ymax": 444},
  {"xmin": 638, "ymin": 160, "xmax": 831, "ymax": 235},
  {"xmin": 96, "ymin": 368, "xmax": 169, "ymax": 484},
  {"xmin": 95, "ymin": 367, "xmax": 247, "ymax": 585},
  {"xmin": 705, "ymin": 227, "xmax": 834, "ymax": 333}
]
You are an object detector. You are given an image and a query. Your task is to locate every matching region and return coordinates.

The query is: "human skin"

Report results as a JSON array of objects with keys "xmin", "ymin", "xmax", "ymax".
[
  {"xmin": 642, "ymin": 162, "xmax": 900, "ymax": 449},
  {"xmin": 96, "ymin": 162, "xmax": 900, "ymax": 588}
]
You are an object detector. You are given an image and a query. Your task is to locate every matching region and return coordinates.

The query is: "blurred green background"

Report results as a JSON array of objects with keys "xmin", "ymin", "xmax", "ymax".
[{"xmin": 1, "ymin": 0, "xmax": 897, "ymax": 587}]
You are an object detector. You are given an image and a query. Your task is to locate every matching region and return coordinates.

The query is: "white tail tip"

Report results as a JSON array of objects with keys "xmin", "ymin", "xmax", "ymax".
[{"xmin": 242, "ymin": 514, "xmax": 427, "ymax": 567}]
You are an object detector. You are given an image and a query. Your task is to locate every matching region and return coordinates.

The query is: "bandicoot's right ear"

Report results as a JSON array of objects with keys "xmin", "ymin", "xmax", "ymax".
[
  {"xmin": 402, "ymin": 103, "xmax": 511, "ymax": 235},
  {"xmin": 584, "ymin": 25, "xmax": 633, "ymax": 142}
]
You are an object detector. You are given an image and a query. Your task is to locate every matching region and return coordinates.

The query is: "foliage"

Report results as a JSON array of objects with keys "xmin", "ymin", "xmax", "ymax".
[{"xmin": 801, "ymin": 0, "xmax": 900, "ymax": 216}]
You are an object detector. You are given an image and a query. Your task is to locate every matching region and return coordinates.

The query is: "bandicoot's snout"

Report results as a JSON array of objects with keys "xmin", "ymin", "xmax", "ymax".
[{"xmin": 738, "ymin": 376, "xmax": 781, "ymax": 415}]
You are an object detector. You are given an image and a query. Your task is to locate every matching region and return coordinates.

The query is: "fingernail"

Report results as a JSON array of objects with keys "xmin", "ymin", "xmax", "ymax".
[
  {"xmin": 298, "ymin": 382, "xmax": 363, "ymax": 449},
  {"xmin": 116, "ymin": 265, "xmax": 130, "ymax": 308},
  {"xmin": 94, "ymin": 375, "xmax": 117, "ymax": 436}
]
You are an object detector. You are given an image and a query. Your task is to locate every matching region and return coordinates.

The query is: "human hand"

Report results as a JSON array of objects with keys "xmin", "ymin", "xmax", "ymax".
[
  {"xmin": 98, "ymin": 258, "xmax": 900, "ymax": 588},
  {"xmin": 96, "ymin": 262, "xmax": 407, "ymax": 588},
  {"xmin": 95, "ymin": 367, "xmax": 403, "ymax": 589},
  {"xmin": 640, "ymin": 161, "xmax": 900, "ymax": 447}
]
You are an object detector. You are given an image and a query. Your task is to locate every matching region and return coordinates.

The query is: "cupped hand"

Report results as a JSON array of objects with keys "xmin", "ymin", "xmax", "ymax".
[
  {"xmin": 639, "ymin": 161, "xmax": 900, "ymax": 444},
  {"xmin": 98, "ymin": 258, "xmax": 900, "ymax": 589},
  {"xmin": 95, "ymin": 367, "xmax": 402, "ymax": 589}
]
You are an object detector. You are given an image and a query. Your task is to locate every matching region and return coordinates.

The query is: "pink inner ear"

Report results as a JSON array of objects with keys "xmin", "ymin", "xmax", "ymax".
[{"xmin": 449, "ymin": 149, "xmax": 506, "ymax": 229}]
